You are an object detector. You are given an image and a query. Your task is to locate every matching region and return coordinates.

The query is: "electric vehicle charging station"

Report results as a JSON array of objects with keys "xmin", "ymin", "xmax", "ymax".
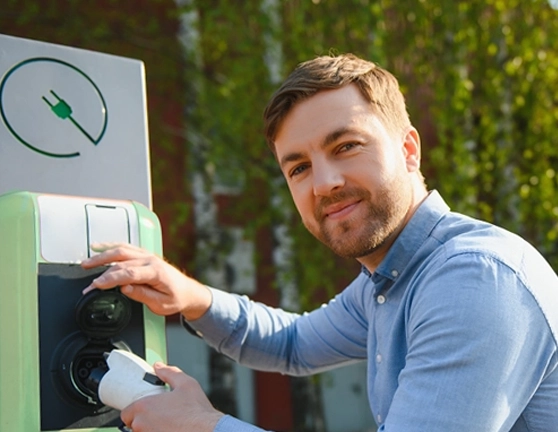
[
  {"xmin": 0, "ymin": 192, "xmax": 167, "ymax": 430},
  {"xmin": 0, "ymin": 34, "xmax": 168, "ymax": 431}
]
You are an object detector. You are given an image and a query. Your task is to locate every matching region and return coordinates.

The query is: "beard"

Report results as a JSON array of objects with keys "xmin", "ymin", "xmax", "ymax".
[{"xmin": 306, "ymin": 175, "xmax": 411, "ymax": 259}]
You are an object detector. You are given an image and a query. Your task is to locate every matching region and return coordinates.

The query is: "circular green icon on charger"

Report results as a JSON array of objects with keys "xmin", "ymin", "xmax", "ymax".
[{"xmin": 0, "ymin": 57, "xmax": 108, "ymax": 158}]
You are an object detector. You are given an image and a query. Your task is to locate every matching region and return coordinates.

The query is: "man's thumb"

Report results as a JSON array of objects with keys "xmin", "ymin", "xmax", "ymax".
[{"xmin": 152, "ymin": 362, "xmax": 188, "ymax": 389}]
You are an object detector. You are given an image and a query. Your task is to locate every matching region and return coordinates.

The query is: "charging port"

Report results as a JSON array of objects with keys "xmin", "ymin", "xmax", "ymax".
[{"xmin": 72, "ymin": 352, "xmax": 108, "ymax": 403}]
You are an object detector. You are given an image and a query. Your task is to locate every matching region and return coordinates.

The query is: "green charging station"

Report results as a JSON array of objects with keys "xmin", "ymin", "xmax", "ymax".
[
  {"xmin": 0, "ymin": 33, "xmax": 167, "ymax": 431},
  {"xmin": 0, "ymin": 191, "xmax": 167, "ymax": 431}
]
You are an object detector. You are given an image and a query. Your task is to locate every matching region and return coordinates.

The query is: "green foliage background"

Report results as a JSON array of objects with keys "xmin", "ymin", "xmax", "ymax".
[
  {"xmin": 182, "ymin": 0, "xmax": 558, "ymax": 307},
  {"xmin": 2, "ymin": 0, "xmax": 558, "ymax": 310}
]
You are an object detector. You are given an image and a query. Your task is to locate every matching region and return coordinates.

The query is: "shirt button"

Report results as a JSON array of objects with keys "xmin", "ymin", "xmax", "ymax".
[
  {"xmin": 377, "ymin": 414, "xmax": 382, "ymax": 423},
  {"xmin": 391, "ymin": 269, "xmax": 399, "ymax": 277},
  {"xmin": 377, "ymin": 295, "xmax": 386, "ymax": 304},
  {"xmin": 376, "ymin": 354, "xmax": 382, "ymax": 363}
]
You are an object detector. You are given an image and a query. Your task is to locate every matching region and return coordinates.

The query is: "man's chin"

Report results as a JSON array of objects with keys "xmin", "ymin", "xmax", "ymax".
[
  {"xmin": 322, "ymin": 228, "xmax": 389, "ymax": 259},
  {"xmin": 322, "ymin": 238, "xmax": 375, "ymax": 259},
  {"xmin": 333, "ymin": 243, "xmax": 383, "ymax": 259}
]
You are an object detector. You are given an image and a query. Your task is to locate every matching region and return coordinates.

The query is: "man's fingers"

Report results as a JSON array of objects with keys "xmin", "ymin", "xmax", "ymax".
[
  {"xmin": 120, "ymin": 284, "xmax": 169, "ymax": 312},
  {"xmin": 81, "ymin": 243, "xmax": 150, "ymax": 269},
  {"xmin": 82, "ymin": 285, "xmax": 96, "ymax": 295},
  {"xmin": 153, "ymin": 363, "xmax": 193, "ymax": 390},
  {"xmin": 120, "ymin": 407, "xmax": 133, "ymax": 431},
  {"xmin": 82, "ymin": 261, "xmax": 158, "ymax": 293},
  {"xmin": 118, "ymin": 365, "xmax": 222, "ymax": 431},
  {"xmin": 91, "ymin": 242, "xmax": 148, "ymax": 254}
]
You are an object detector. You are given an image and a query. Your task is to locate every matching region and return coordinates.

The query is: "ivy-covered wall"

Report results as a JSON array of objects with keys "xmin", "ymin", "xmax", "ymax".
[{"xmin": 179, "ymin": 0, "xmax": 558, "ymax": 307}]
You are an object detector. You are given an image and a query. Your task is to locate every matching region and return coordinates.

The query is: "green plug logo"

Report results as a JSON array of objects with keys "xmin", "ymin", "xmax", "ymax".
[
  {"xmin": 42, "ymin": 90, "xmax": 73, "ymax": 119},
  {"xmin": 42, "ymin": 89, "xmax": 98, "ymax": 144},
  {"xmin": 0, "ymin": 57, "xmax": 108, "ymax": 158}
]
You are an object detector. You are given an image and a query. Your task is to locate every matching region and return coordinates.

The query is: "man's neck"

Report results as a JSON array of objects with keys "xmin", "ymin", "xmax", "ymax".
[{"xmin": 357, "ymin": 185, "xmax": 428, "ymax": 273}]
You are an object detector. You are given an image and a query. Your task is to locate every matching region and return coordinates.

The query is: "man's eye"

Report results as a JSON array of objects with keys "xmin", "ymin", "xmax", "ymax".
[
  {"xmin": 290, "ymin": 164, "xmax": 308, "ymax": 177},
  {"xmin": 339, "ymin": 142, "xmax": 357, "ymax": 152}
]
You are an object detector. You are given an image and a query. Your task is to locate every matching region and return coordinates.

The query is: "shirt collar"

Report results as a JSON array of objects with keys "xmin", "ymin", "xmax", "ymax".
[{"xmin": 362, "ymin": 190, "xmax": 450, "ymax": 283}]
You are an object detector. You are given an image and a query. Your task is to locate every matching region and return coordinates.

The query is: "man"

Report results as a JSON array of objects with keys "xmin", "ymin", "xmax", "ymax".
[{"xmin": 82, "ymin": 54, "xmax": 558, "ymax": 431}]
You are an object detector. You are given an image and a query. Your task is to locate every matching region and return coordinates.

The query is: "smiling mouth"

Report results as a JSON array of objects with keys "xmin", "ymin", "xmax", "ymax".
[{"xmin": 325, "ymin": 200, "xmax": 361, "ymax": 219}]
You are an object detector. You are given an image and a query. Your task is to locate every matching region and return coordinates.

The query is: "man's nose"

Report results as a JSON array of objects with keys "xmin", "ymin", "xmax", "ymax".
[{"xmin": 312, "ymin": 161, "xmax": 345, "ymax": 196}]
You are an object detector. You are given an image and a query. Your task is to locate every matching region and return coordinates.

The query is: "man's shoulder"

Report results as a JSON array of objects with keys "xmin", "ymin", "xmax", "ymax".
[
  {"xmin": 432, "ymin": 211, "xmax": 532, "ymax": 269},
  {"xmin": 424, "ymin": 211, "xmax": 558, "ymax": 341}
]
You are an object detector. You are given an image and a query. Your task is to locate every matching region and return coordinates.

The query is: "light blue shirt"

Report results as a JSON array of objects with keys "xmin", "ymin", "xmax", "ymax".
[{"xmin": 190, "ymin": 191, "xmax": 558, "ymax": 432}]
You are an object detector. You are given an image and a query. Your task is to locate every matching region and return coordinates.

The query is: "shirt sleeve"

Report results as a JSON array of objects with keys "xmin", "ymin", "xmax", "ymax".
[
  {"xmin": 381, "ymin": 251, "xmax": 556, "ymax": 431},
  {"xmin": 214, "ymin": 415, "xmax": 271, "ymax": 432},
  {"xmin": 187, "ymin": 273, "xmax": 371, "ymax": 375}
]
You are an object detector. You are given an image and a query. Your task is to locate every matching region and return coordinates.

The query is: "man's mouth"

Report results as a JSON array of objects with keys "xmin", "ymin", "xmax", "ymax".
[{"xmin": 323, "ymin": 200, "xmax": 361, "ymax": 220}]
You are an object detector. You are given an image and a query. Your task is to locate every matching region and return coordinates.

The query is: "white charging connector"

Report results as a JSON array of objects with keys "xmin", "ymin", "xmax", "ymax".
[{"xmin": 97, "ymin": 349, "xmax": 168, "ymax": 411}]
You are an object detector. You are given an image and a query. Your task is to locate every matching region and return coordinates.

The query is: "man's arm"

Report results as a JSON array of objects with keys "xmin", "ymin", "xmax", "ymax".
[
  {"xmin": 82, "ymin": 243, "xmax": 370, "ymax": 375},
  {"xmin": 188, "ymin": 271, "xmax": 371, "ymax": 375}
]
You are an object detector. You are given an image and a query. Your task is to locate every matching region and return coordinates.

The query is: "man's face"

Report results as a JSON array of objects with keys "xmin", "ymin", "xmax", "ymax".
[{"xmin": 275, "ymin": 84, "xmax": 420, "ymax": 259}]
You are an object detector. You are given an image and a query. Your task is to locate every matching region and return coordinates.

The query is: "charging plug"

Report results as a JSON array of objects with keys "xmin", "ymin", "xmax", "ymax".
[{"xmin": 97, "ymin": 349, "xmax": 168, "ymax": 411}]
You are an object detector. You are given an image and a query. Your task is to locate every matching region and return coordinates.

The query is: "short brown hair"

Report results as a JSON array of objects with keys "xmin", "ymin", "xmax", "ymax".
[{"xmin": 263, "ymin": 54, "xmax": 411, "ymax": 152}]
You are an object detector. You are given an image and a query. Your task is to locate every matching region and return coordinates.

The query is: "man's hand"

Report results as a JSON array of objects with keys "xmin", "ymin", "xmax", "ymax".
[
  {"xmin": 81, "ymin": 243, "xmax": 212, "ymax": 320},
  {"xmin": 121, "ymin": 363, "xmax": 224, "ymax": 432}
]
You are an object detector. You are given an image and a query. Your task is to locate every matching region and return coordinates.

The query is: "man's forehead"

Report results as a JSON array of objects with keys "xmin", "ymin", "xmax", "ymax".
[{"xmin": 275, "ymin": 87, "xmax": 373, "ymax": 149}]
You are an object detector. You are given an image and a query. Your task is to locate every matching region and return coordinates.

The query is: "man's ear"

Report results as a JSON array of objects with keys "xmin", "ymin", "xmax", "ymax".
[{"xmin": 402, "ymin": 127, "xmax": 421, "ymax": 173}]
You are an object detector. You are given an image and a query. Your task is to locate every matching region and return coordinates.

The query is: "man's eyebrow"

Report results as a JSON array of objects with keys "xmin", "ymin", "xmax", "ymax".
[
  {"xmin": 322, "ymin": 126, "xmax": 356, "ymax": 148},
  {"xmin": 280, "ymin": 151, "xmax": 305, "ymax": 169},
  {"xmin": 279, "ymin": 127, "xmax": 358, "ymax": 169}
]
